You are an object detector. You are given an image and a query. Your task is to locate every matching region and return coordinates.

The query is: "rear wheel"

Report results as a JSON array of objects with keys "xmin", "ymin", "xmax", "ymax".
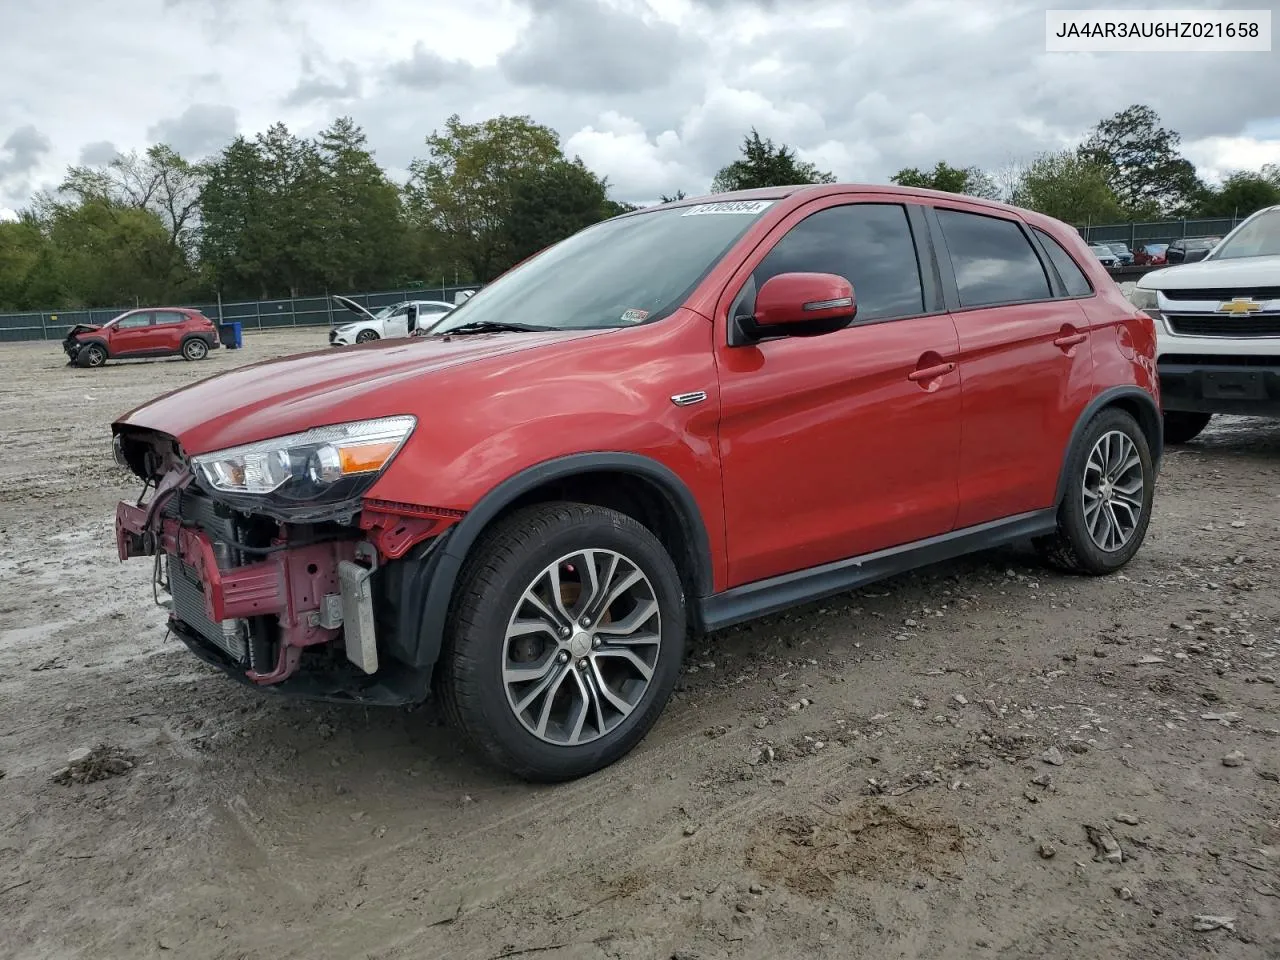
[
  {"xmin": 182, "ymin": 338, "xmax": 209, "ymax": 361},
  {"xmin": 439, "ymin": 502, "xmax": 686, "ymax": 782},
  {"xmin": 1162, "ymin": 411, "xmax": 1211, "ymax": 445},
  {"xmin": 1037, "ymin": 407, "xmax": 1154, "ymax": 576},
  {"xmin": 79, "ymin": 344, "xmax": 107, "ymax": 368},
  {"xmin": 355, "ymin": 329, "xmax": 380, "ymax": 343}
]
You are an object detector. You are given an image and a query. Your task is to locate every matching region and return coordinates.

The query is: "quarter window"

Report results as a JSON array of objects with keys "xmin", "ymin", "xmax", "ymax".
[
  {"xmin": 750, "ymin": 203, "xmax": 925, "ymax": 322},
  {"xmin": 1034, "ymin": 229, "xmax": 1093, "ymax": 297},
  {"xmin": 936, "ymin": 209, "xmax": 1051, "ymax": 308}
]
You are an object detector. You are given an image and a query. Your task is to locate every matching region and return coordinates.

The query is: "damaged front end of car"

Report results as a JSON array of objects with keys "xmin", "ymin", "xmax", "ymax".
[{"xmin": 112, "ymin": 417, "xmax": 459, "ymax": 705}]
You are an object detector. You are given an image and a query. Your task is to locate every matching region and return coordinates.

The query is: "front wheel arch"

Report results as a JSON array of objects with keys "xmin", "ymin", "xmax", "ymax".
[{"xmin": 405, "ymin": 453, "xmax": 714, "ymax": 675}]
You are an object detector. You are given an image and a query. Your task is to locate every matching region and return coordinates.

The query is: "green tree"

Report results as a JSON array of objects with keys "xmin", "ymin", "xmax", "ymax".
[
  {"xmin": 1012, "ymin": 151, "xmax": 1124, "ymax": 224},
  {"xmin": 502, "ymin": 159, "xmax": 615, "ymax": 267},
  {"xmin": 200, "ymin": 124, "xmax": 328, "ymax": 297},
  {"xmin": 0, "ymin": 217, "xmax": 49, "ymax": 309},
  {"xmin": 1196, "ymin": 171, "xmax": 1280, "ymax": 219},
  {"xmin": 1079, "ymin": 105, "xmax": 1203, "ymax": 217},
  {"xmin": 405, "ymin": 115, "xmax": 567, "ymax": 282},
  {"xmin": 659, "ymin": 190, "xmax": 687, "ymax": 203},
  {"xmin": 890, "ymin": 161, "xmax": 999, "ymax": 199},
  {"xmin": 710, "ymin": 129, "xmax": 835, "ymax": 193},
  {"xmin": 60, "ymin": 144, "xmax": 204, "ymax": 258},
  {"xmin": 314, "ymin": 117, "xmax": 411, "ymax": 290}
]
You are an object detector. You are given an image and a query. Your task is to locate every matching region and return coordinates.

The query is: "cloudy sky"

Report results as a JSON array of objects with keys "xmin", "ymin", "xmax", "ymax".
[{"xmin": 1, "ymin": 0, "xmax": 1278, "ymax": 216}]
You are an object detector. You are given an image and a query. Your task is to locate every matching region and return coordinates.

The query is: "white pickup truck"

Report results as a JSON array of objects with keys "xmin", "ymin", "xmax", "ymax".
[{"xmin": 1127, "ymin": 204, "xmax": 1280, "ymax": 443}]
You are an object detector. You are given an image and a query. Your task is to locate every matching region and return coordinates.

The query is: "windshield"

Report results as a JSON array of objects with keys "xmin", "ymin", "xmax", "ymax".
[
  {"xmin": 1210, "ymin": 211, "xmax": 1280, "ymax": 260},
  {"xmin": 372, "ymin": 303, "xmax": 400, "ymax": 320},
  {"xmin": 433, "ymin": 200, "xmax": 776, "ymax": 333}
]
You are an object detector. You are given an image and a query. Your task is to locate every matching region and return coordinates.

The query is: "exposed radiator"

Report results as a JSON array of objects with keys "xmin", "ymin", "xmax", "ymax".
[{"xmin": 162, "ymin": 489, "xmax": 250, "ymax": 664}]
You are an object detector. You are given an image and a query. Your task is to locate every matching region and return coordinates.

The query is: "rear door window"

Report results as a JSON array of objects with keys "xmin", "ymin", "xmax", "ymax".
[
  {"xmin": 936, "ymin": 209, "xmax": 1052, "ymax": 308},
  {"xmin": 1034, "ymin": 229, "xmax": 1093, "ymax": 297}
]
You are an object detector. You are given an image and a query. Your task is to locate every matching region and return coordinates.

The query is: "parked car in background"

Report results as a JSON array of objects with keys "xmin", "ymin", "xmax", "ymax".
[
  {"xmin": 1128, "ymin": 204, "xmax": 1280, "ymax": 444},
  {"xmin": 1089, "ymin": 243, "xmax": 1120, "ymax": 268},
  {"xmin": 1133, "ymin": 243, "xmax": 1169, "ymax": 266},
  {"xmin": 1104, "ymin": 242, "xmax": 1134, "ymax": 265},
  {"xmin": 329, "ymin": 297, "xmax": 456, "ymax": 345},
  {"xmin": 63, "ymin": 308, "xmax": 220, "ymax": 368},
  {"xmin": 112, "ymin": 185, "xmax": 1161, "ymax": 781},
  {"xmin": 1166, "ymin": 236, "xmax": 1220, "ymax": 264}
]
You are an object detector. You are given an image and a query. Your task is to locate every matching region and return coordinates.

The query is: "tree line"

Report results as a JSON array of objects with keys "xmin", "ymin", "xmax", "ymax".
[{"xmin": 1, "ymin": 104, "xmax": 1276, "ymax": 311}]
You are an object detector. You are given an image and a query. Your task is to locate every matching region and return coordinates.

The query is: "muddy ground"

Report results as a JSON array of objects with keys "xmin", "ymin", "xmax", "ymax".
[{"xmin": 1, "ymin": 328, "xmax": 1278, "ymax": 960}]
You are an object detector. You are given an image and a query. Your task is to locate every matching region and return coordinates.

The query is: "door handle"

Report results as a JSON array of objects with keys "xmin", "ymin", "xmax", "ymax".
[
  {"xmin": 907, "ymin": 362, "xmax": 956, "ymax": 382},
  {"xmin": 1054, "ymin": 332, "xmax": 1087, "ymax": 348}
]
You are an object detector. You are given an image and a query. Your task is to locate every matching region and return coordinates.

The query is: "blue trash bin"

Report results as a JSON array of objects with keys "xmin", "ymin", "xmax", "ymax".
[{"xmin": 219, "ymin": 322, "xmax": 243, "ymax": 349}]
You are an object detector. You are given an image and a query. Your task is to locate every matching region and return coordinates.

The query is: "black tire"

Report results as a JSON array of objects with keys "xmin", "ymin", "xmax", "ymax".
[
  {"xmin": 438, "ymin": 502, "xmax": 686, "ymax": 782},
  {"xmin": 355, "ymin": 329, "xmax": 380, "ymax": 343},
  {"xmin": 1162, "ymin": 411, "xmax": 1211, "ymax": 445},
  {"xmin": 1036, "ymin": 407, "xmax": 1155, "ymax": 576},
  {"xmin": 181, "ymin": 338, "xmax": 209, "ymax": 361},
  {"xmin": 79, "ymin": 343, "xmax": 107, "ymax": 368}
]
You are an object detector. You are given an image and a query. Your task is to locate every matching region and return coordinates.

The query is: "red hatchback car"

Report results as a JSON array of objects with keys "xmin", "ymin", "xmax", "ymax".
[
  {"xmin": 63, "ymin": 307, "xmax": 220, "ymax": 367},
  {"xmin": 111, "ymin": 185, "xmax": 1161, "ymax": 781}
]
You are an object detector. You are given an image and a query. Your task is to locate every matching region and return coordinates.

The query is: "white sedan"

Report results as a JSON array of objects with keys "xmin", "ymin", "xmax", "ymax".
[{"xmin": 328, "ymin": 297, "xmax": 456, "ymax": 346}]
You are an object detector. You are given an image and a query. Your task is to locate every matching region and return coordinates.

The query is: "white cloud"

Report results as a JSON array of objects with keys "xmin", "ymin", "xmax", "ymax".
[{"xmin": 0, "ymin": 0, "xmax": 1276, "ymax": 209}]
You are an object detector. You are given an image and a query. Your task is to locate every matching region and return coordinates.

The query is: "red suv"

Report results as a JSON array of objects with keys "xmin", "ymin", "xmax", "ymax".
[
  {"xmin": 111, "ymin": 186, "xmax": 1160, "ymax": 781},
  {"xmin": 63, "ymin": 308, "xmax": 220, "ymax": 367}
]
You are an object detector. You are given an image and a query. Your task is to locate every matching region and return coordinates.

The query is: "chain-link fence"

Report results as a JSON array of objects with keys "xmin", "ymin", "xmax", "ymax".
[
  {"xmin": 0, "ymin": 284, "xmax": 482, "ymax": 343},
  {"xmin": 1075, "ymin": 217, "xmax": 1245, "ymax": 248}
]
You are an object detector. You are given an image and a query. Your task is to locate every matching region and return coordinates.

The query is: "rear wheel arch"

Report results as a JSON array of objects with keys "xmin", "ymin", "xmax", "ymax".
[
  {"xmin": 1054, "ymin": 387, "xmax": 1162, "ymax": 506},
  {"xmin": 410, "ymin": 453, "xmax": 715, "ymax": 672}
]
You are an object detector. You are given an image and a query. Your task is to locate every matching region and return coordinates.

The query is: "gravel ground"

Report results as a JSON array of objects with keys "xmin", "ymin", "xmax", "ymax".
[{"xmin": 1, "ymin": 326, "xmax": 1278, "ymax": 960}]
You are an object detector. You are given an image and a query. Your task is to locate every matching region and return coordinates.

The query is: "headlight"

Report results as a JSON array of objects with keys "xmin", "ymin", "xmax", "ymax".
[
  {"xmin": 190, "ymin": 416, "xmax": 415, "ymax": 506},
  {"xmin": 1127, "ymin": 286, "xmax": 1161, "ymax": 318}
]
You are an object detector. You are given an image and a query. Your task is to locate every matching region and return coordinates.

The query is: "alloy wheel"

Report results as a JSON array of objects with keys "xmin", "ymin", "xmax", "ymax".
[
  {"xmin": 502, "ymin": 549, "xmax": 661, "ymax": 746},
  {"xmin": 1082, "ymin": 430, "xmax": 1144, "ymax": 552}
]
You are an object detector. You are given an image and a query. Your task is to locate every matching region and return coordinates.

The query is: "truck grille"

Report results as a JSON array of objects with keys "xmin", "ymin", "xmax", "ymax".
[
  {"xmin": 162, "ymin": 489, "xmax": 250, "ymax": 664},
  {"xmin": 1165, "ymin": 314, "xmax": 1280, "ymax": 338}
]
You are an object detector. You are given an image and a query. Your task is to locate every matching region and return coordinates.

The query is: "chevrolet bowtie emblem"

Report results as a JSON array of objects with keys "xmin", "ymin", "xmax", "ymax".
[{"xmin": 1217, "ymin": 297, "xmax": 1263, "ymax": 315}]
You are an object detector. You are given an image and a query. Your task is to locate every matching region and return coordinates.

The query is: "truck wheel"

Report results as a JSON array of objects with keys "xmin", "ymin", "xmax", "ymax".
[
  {"xmin": 355, "ymin": 329, "xmax": 380, "ymax": 343},
  {"xmin": 1036, "ymin": 407, "xmax": 1154, "ymax": 576},
  {"xmin": 439, "ymin": 502, "xmax": 686, "ymax": 782},
  {"xmin": 79, "ymin": 344, "xmax": 107, "ymax": 368},
  {"xmin": 182, "ymin": 338, "xmax": 209, "ymax": 361},
  {"xmin": 1162, "ymin": 411, "xmax": 1211, "ymax": 445}
]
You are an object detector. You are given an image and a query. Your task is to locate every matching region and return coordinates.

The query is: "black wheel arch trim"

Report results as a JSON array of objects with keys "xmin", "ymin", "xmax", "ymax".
[
  {"xmin": 405, "ymin": 451, "xmax": 715, "ymax": 670},
  {"xmin": 181, "ymin": 333, "xmax": 214, "ymax": 349},
  {"xmin": 1054, "ymin": 386, "xmax": 1162, "ymax": 507}
]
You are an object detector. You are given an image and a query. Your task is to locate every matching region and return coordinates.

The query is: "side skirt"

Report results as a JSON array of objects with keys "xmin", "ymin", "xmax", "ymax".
[{"xmin": 697, "ymin": 509, "xmax": 1058, "ymax": 632}]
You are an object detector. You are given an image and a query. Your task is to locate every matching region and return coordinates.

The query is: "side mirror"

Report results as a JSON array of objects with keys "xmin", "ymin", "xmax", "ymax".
[{"xmin": 736, "ymin": 272, "xmax": 857, "ymax": 343}]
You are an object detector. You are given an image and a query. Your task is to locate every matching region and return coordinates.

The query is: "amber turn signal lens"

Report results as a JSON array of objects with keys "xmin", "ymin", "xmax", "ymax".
[{"xmin": 338, "ymin": 440, "xmax": 398, "ymax": 474}]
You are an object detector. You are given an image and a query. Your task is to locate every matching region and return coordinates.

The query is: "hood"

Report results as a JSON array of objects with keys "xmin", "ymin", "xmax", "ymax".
[
  {"xmin": 332, "ymin": 295, "xmax": 378, "ymax": 324},
  {"xmin": 66, "ymin": 323, "xmax": 102, "ymax": 339},
  {"xmin": 114, "ymin": 329, "xmax": 605, "ymax": 455},
  {"xmin": 1139, "ymin": 255, "xmax": 1280, "ymax": 290}
]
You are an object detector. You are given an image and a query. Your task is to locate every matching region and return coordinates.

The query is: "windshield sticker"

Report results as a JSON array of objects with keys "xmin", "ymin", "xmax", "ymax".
[
  {"xmin": 681, "ymin": 200, "xmax": 774, "ymax": 217},
  {"xmin": 620, "ymin": 308, "xmax": 649, "ymax": 324}
]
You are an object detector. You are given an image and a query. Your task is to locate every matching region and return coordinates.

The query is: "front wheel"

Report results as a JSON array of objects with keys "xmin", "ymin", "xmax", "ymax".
[
  {"xmin": 1162, "ymin": 411, "xmax": 1211, "ymax": 445},
  {"xmin": 1036, "ymin": 407, "xmax": 1155, "ymax": 576},
  {"xmin": 438, "ymin": 502, "xmax": 686, "ymax": 782},
  {"xmin": 355, "ymin": 329, "xmax": 380, "ymax": 343},
  {"xmin": 79, "ymin": 344, "xmax": 107, "ymax": 368}
]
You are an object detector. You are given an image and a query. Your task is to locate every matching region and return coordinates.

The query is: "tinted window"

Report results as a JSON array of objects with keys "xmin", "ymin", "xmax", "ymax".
[
  {"xmin": 153, "ymin": 311, "xmax": 186, "ymax": 325},
  {"xmin": 1035, "ymin": 229, "xmax": 1093, "ymax": 297},
  {"xmin": 751, "ymin": 204, "xmax": 924, "ymax": 321},
  {"xmin": 937, "ymin": 210, "xmax": 1051, "ymax": 308},
  {"xmin": 115, "ymin": 313, "xmax": 151, "ymax": 329}
]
